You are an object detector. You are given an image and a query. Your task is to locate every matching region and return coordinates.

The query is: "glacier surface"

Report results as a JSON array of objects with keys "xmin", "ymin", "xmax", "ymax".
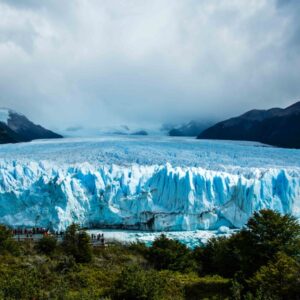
[
  {"xmin": 87, "ymin": 229, "xmax": 236, "ymax": 249},
  {"xmin": 0, "ymin": 136, "xmax": 299, "ymax": 231}
]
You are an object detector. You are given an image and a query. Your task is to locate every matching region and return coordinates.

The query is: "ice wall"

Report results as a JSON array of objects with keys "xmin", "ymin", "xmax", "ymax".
[{"xmin": 0, "ymin": 161, "xmax": 299, "ymax": 231}]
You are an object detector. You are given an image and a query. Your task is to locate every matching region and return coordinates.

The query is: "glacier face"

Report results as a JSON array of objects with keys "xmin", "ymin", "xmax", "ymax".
[{"xmin": 0, "ymin": 136, "xmax": 299, "ymax": 231}]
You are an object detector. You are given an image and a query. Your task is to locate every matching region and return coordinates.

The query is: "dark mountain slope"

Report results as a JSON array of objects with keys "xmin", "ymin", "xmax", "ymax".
[
  {"xmin": 198, "ymin": 101, "xmax": 300, "ymax": 148},
  {"xmin": 0, "ymin": 122, "xmax": 21, "ymax": 144},
  {"xmin": 0, "ymin": 109, "xmax": 63, "ymax": 144},
  {"xmin": 7, "ymin": 111, "xmax": 62, "ymax": 141}
]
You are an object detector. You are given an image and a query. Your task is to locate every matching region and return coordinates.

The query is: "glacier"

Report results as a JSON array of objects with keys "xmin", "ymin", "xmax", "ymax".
[
  {"xmin": 87, "ymin": 229, "xmax": 237, "ymax": 249},
  {"xmin": 0, "ymin": 136, "xmax": 299, "ymax": 232}
]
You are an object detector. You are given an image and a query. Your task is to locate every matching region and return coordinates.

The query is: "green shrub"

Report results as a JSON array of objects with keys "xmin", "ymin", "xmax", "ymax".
[
  {"xmin": 36, "ymin": 235, "xmax": 58, "ymax": 255},
  {"xmin": 0, "ymin": 225, "xmax": 19, "ymax": 255},
  {"xmin": 110, "ymin": 265, "xmax": 183, "ymax": 300},
  {"xmin": 55, "ymin": 255, "xmax": 78, "ymax": 273},
  {"xmin": 184, "ymin": 275, "xmax": 231, "ymax": 300},
  {"xmin": 127, "ymin": 241, "xmax": 149, "ymax": 256}
]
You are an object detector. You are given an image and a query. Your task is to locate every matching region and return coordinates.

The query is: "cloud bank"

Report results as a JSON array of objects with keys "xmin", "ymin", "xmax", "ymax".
[{"xmin": 0, "ymin": 0, "xmax": 299, "ymax": 129}]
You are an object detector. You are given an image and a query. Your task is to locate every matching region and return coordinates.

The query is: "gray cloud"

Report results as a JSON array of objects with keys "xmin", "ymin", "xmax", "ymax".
[{"xmin": 0, "ymin": 0, "xmax": 299, "ymax": 130}]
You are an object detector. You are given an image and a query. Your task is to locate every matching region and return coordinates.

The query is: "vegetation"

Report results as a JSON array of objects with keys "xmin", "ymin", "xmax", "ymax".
[
  {"xmin": 36, "ymin": 235, "xmax": 57, "ymax": 255},
  {"xmin": 249, "ymin": 252, "xmax": 300, "ymax": 299},
  {"xmin": 0, "ymin": 225, "xmax": 19, "ymax": 255},
  {"xmin": 147, "ymin": 234, "xmax": 196, "ymax": 272},
  {"xmin": 0, "ymin": 209, "xmax": 298, "ymax": 299},
  {"xmin": 196, "ymin": 210, "xmax": 300, "ymax": 278},
  {"xmin": 61, "ymin": 223, "xmax": 93, "ymax": 263}
]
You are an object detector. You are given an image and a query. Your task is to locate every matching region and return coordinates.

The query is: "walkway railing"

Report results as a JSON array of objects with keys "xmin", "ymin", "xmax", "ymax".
[{"xmin": 11, "ymin": 228, "xmax": 107, "ymax": 247}]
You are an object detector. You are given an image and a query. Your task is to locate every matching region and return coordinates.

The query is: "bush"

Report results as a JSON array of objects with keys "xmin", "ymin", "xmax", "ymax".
[
  {"xmin": 0, "ymin": 269, "xmax": 39, "ymax": 299},
  {"xmin": 55, "ymin": 255, "xmax": 78, "ymax": 274},
  {"xmin": 62, "ymin": 224, "xmax": 93, "ymax": 263},
  {"xmin": 110, "ymin": 265, "xmax": 183, "ymax": 300},
  {"xmin": 184, "ymin": 275, "xmax": 231, "ymax": 300},
  {"xmin": 127, "ymin": 241, "xmax": 149, "ymax": 256},
  {"xmin": 0, "ymin": 225, "xmax": 19, "ymax": 255},
  {"xmin": 36, "ymin": 235, "xmax": 57, "ymax": 255},
  {"xmin": 147, "ymin": 234, "xmax": 196, "ymax": 272}
]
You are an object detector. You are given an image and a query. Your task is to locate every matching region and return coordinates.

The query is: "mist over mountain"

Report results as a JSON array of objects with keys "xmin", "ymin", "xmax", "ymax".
[
  {"xmin": 61, "ymin": 125, "xmax": 155, "ymax": 137},
  {"xmin": 61, "ymin": 120, "xmax": 214, "ymax": 138},
  {"xmin": 198, "ymin": 101, "xmax": 300, "ymax": 149},
  {"xmin": 168, "ymin": 121, "xmax": 214, "ymax": 137}
]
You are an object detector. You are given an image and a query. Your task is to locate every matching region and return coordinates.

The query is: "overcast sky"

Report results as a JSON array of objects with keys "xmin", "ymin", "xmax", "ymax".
[{"xmin": 0, "ymin": 0, "xmax": 299, "ymax": 130}]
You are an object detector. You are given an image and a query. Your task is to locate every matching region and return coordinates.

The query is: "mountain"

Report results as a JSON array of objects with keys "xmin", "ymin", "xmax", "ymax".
[
  {"xmin": 198, "ymin": 101, "xmax": 300, "ymax": 148},
  {"xmin": 0, "ymin": 108, "xmax": 63, "ymax": 144},
  {"xmin": 0, "ymin": 122, "xmax": 21, "ymax": 143},
  {"xmin": 168, "ymin": 121, "xmax": 213, "ymax": 137}
]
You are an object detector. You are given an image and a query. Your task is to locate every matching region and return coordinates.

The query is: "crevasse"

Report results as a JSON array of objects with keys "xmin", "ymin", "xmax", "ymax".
[{"xmin": 0, "ymin": 161, "xmax": 299, "ymax": 231}]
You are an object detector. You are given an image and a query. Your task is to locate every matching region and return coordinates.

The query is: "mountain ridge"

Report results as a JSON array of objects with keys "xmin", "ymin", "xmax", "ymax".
[{"xmin": 198, "ymin": 101, "xmax": 300, "ymax": 148}]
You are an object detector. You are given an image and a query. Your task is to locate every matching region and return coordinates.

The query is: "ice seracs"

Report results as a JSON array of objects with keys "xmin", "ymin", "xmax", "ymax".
[{"xmin": 0, "ymin": 159, "xmax": 299, "ymax": 231}]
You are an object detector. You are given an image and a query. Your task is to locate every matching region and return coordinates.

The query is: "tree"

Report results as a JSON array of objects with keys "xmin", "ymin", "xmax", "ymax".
[
  {"xmin": 147, "ymin": 234, "xmax": 196, "ymax": 272},
  {"xmin": 195, "ymin": 210, "xmax": 300, "ymax": 278},
  {"xmin": 193, "ymin": 236, "xmax": 241, "ymax": 278},
  {"xmin": 249, "ymin": 252, "xmax": 300, "ymax": 300},
  {"xmin": 245, "ymin": 209, "xmax": 300, "ymax": 259},
  {"xmin": 62, "ymin": 223, "xmax": 92, "ymax": 263},
  {"xmin": 240, "ymin": 209, "xmax": 300, "ymax": 276}
]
